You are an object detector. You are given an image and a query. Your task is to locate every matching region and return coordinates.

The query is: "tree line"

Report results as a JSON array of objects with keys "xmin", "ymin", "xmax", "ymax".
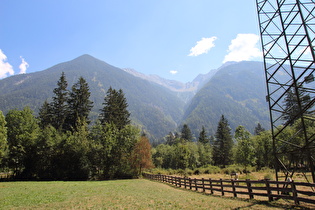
[
  {"xmin": 152, "ymin": 87, "xmax": 315, "ymax": 172},
  {"xmin": 0, "ymin": 74, "xmax": 314, "ymax": 179},
  {"xmin": 0, "ymin": 73, "xmax": 153, "ymax": 180},
  {"xmin": 152, "ymin": 117, "xmax": 273, "ymax": 171}
]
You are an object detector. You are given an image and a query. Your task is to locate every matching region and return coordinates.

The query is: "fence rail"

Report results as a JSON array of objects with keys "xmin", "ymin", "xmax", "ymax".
[{"xmin": 143, "ymin": 173, "xmax": 315, "ymax": 206}]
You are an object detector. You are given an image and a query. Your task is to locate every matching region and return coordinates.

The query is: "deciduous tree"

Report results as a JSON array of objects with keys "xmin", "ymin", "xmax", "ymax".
[
  {"xmin": 234, "ymin": 125, "xmax": 255, "ymax": 172},
  {"xmin": 5, "ymin": 107, "xmax": 39, "ymax": 178},
  {"xmin": 131, "ymin": 135, "xmax": 154, "ymax": 176}
]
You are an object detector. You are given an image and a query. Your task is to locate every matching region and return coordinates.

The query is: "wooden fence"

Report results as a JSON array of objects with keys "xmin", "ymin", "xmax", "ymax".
[{"xmin": 143, "ymin": 173, "xmax": 315, "ymax": 206}]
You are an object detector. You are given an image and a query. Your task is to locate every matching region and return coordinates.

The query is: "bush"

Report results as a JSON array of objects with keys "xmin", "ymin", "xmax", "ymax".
[
  {"xmin": 204, "ymin": 165, "xmax": 221, "ymax": 174},
  {"xmin": 222, "ymin": 165, "xmax": 243, "ymax": 175},
  {"xmin": 193, "ymin": 169, "xmax": 200, "ymax": 175},
  {"xmin": 264, "ymin": 173, "xmax": 273, "ymax": 180}
]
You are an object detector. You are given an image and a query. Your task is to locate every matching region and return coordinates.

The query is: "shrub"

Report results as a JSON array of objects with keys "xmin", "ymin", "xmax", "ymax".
[
  {"xmin": 193, "ymin": 169, "xmax": 200, "ymax": 175},
  {"xmin": 264, "ymin": 173, "xmax": 273, "ymax": 180},
  {"xmin": 204, "ymin": 165, "xmax": 221, "ymax": 174}
]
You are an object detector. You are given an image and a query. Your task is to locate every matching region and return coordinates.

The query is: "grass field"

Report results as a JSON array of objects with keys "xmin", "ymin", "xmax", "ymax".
[{"xmin": 0, "ymin": 179, "xmax": 301, "ymax": 209}]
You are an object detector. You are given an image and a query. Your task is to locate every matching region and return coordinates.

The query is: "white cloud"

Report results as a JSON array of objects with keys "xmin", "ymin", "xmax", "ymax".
[
  {"xmin": 189, "ymin": 36, "xmax": 217, "ymax": 56},
  {"xmin": 0, "ymin": 49, "xmax": 14, "ymax": 79},
  {"xmin": 170, "ymin": 70, "xmax": 178, "ymax": 75},
  {"xmin": 19, "ymin": 56, "xmax": 29, "ymax": 74},
  {"xmin": 223, "ymin": 34, "xmax": 262, "ymax": 63}
]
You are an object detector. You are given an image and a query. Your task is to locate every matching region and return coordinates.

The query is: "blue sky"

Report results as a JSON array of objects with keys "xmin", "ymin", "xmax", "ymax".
[{"xmin": 0, "ymin": 0, "xmax": 262, "ymax": 82}]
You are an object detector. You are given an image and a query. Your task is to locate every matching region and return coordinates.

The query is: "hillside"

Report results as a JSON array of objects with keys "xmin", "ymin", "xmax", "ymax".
[
  {"xmin": 123, "ymin": 67, "xmax": 219, "ymax": 103},
  {"xmin": 0, "ymin": 56, "xmax": 273, "ymax": 141},
  {"xmin": 0, "ymin": 54, "xmax": 184, "ymax": 140},
  {"xmin": 181, "ymin": 61, "xmax": 270, "ymax": 136}
]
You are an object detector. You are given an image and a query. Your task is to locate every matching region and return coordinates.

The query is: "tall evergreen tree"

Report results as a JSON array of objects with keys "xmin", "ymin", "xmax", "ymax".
[
  {"xmin": 212, "ymin": 115, "xmax": 234, "ymax": 167},
  {"xmin": 282, "ymin": 87, "xmax": 312, "ymax": 125},
  {"xmin": 66, "ymin": 76, "xmax": 93, "ymax": 131},
  {"xmin": 198, "ymin": 126, "xmax": 209, "ymax": 144},
  {"xmin": 99, "ymin": 87, "xmax": 130, "ymax": 130},
  {"xmin": 38, "ymin": 100, "xmax": 53, "ymax": 129},
  {"xmin": 51, "ymin": 72, "xmax": 69, "ymax": 130},
  {"xmin": 254, "ymin": 123, "xmax": 265, "ymax": 135},
  {"xmin": 181, "ymin": 124, "xmax": 192, "ymax": 142},
  {"xmin": 0, "ymin": 110, "xmax": 8, "ymax": 166}
]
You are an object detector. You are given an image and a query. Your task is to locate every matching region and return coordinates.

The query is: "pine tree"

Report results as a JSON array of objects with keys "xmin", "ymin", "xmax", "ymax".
[
  {"xmin": 254, "ymin": 123, "xmax": 265, "ymax": 135},
  {"xmin": 181, "ymin": 124, "xmax": 192, "ymax": 142},
  {"xmin": 282, "ymin": 87, "xmax": 312, "ymax": 125},
  {"xmin": 51, "ymin": 72, "xmax": 69, "ymax": 130},
  {"xmin": 198, "ymin": 126, "xmax": 209, "ymax": 144},
  {"xmin": 66, "ymin": 76, "xmax": 93, "ymax": 131},
  {"xmin": 99, "ymin": 87, "xmax": 130, "ymax": 130},
  {"xmin": 212, "ymin": 115, "xmax": 234, "ymax": 167},
  {"xmin": 0, "ymin": 110, "xmax": 8, "ymax": 166},
  {"xmin": 38, "ymin": 100, "xmax": 53, "ymax": 129}
]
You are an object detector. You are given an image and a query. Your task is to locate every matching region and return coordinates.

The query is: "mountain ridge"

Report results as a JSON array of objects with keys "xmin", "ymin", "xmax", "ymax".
[
  {"xmin": 0, "ymin": 54, "xmax": 185, "ymax": 141},
  {"xmin": 0, "ymin": 54, "xmax": 271, "ymax": 141}
]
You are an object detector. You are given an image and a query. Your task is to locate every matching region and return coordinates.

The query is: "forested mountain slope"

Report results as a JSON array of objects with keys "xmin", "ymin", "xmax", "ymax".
[
  {"xmin": 0, "ymin": 54, "xmax": 184, "ymax": 140},
  {"xmin": 0, "ymin": 55, "xmax": 273, "ymax": 141},
  {"xmin": 181, "ymin": 61, "xmax": 270, "ymax": 137}
]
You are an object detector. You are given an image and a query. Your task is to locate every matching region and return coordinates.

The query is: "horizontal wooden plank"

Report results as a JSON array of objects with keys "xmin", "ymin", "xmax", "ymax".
[
  {"xmin": 292, "ymin": 182, "xmax": 315, "ymax": 187},
  {"xmin": 270, "ymin": 194, "xmax": 294, "ymax": 200},
  {"xmin": 296, "ymin": 190, "xmax": 315, "ymax": 196},
  {"xmin": 298, "ymin": 197, "xmax": 315, "ymax": 204}
]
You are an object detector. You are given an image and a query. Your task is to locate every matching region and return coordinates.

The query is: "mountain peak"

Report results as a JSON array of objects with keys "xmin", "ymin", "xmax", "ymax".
[{"xmin": 72, "ymin": 54, "xmax": 99, "ymax": 62}]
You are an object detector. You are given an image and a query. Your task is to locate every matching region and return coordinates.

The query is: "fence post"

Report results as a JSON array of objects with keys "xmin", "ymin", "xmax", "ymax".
[
  {"xmin": 246, "ymin": 179, "xmax": 254, "ymax": 199},
  {"xmin": 194, "ymin": 178, "xmax": 198, "ymax": 191},
  {"xmin": 209, "ymin": 178, "xmax": 213, "ymax": 194},
  {"xmin": 179, "ymin": 177, "xmax": 182, "ymax": 188},
  {"xmin": 189, "ymin": 178, "xmax": 192, "ymax": 190},
  {"xmin": 202, "ymin": 178, "xmax": 205, "ymax": 193},
  {"xmin": 291, "ymin": 180, "xmax": 299, "ymax": 205},
  {"xmin": 231, "ymin": 179, "xmax": 237, "ymax": 197},
  {"xmin": 220, "ymin": 179, "xmax": 224, "ymax": 196},
  {"xmin": 265, "ymin": 179, "xmax": 273, "ymax": 202}
]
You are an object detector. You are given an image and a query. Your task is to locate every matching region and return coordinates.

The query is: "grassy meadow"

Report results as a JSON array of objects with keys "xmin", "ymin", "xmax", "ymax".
[{"xmin": 0, "ymin": 179, "xmax": 301, "ymax": 209}]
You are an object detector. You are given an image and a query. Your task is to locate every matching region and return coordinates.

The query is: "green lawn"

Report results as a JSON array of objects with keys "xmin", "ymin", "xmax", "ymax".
[{"xmin": 0, "ymin": 179, "xmax": 295, "ymax": 209}]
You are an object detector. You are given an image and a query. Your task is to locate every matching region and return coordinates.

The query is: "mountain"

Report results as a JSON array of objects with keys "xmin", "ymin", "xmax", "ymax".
[
  {"xmin": 123, "ymin": 67, "xmax": 219, "ymax": 103},
  {"xmin": 181, "ymin": 61, "xmax": 270, "ymax": 137},
  {"xmin": 0, "ymin": 55, "xmax": 273, "ymax": 141},
  {"xmin": 0, "ymin": 54, "xmax": 184, "ymax": 140}
]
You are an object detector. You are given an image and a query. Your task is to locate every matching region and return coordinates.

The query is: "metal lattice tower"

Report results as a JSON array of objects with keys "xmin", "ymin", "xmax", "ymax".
[{"xmin": 256, "ymin": 0, "xmax": 315, "ymax": 183}]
